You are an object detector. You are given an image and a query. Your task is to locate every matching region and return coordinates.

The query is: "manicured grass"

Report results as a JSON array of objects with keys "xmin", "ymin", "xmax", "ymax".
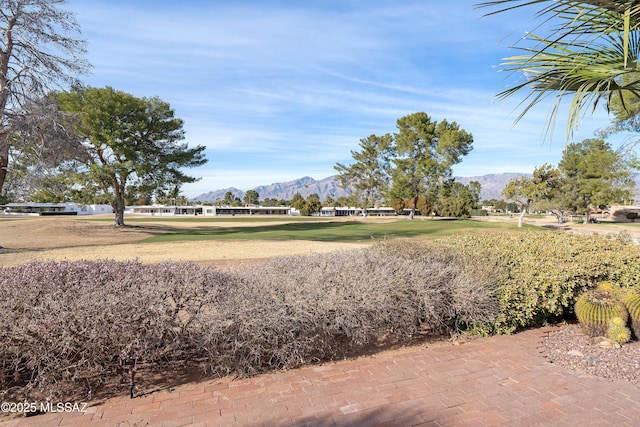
[{"xmin": 139, "ymin": 218, "xmax": 541, "ymax": 243}]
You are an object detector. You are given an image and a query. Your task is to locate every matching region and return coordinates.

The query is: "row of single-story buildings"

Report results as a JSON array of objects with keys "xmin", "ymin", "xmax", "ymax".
[
  {"xmin": 127, "ymin": 205, "xmax": 421, "ymax": 216},
  {"xmin": 126, "ymin": 205, "xmax": 293, "ymax": 216},
  {"xmin": 2, "ymin": 203, "xmax": 113, "ymax": 215},
  {"xmin": 126, "ymin": 205, "xmax": 419, "ymax": 216},
  {"xmin": 6, "ymin": 202, "xmax": 640, "ymax": 222},
  {"xmin": 1, "ymin": 203, "xmax": 420, "ymax": 217}
]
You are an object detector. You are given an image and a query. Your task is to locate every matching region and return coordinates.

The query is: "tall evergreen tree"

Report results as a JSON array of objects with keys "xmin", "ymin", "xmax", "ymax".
[
  {"xmin": 389, "ymin": 112, "xmax": 473, "ymax": 219},
  {"xmin": 334, "ymin": 133, "xmax": 393, "ymax": 215},
  {"xmin": 244, "ymin": 190, "xmax": 260, "ymax": 205},
  {"xmin": 56, "ymin": 86, "xmax": 207, "ymax": 226},
  {"xmin": 559, "ymin": 138, "xmax": 636, "ymax": 223}
]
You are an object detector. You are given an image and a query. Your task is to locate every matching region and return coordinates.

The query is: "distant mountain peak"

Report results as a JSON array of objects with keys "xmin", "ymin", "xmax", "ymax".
[{"xmin": 192, "ymin": 173, "xmax": 529, "ymax": 203}]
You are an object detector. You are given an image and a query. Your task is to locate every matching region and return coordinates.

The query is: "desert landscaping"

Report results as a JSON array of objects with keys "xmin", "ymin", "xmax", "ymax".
[{"xmin": 3, "ymin": 214, "xmax": 640, "ymax": 426}]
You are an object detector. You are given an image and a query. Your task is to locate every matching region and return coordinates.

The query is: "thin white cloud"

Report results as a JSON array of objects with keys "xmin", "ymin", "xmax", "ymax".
[{"xmin": 65, "ymin": 0, "xmax": 619, "ymax": 197}]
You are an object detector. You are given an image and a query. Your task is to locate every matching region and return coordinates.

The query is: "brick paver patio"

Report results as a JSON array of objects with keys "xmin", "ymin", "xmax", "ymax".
[{"xmin": 2, "ymin": 326, "xmax": 639, "ymax": 426}]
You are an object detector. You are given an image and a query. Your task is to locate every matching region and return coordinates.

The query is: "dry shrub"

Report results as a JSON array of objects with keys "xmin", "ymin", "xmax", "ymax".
[
  {"xmin": 16, "ymin": 231, "xmax": 636, "ymax": 402},
  {"xmin": 372, "ymin": 239, "xmax": 503, "ymax": 331},
  {"xmin": 214, "ymin": 248, "xmax": 498, "ymax": 376},
  {"xmin": 0, "ymin": 247, "xmax": 499, "ymax": 401},
  {"xmin": 0, "ymin": 260, "xmax": 240, "ymax": 402}
]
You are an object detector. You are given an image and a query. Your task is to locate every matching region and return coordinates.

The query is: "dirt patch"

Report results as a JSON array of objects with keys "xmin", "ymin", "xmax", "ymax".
[
  {"xmin": 0, "ymin": 215, "xmax": 370, "ymax": 267},
  {"xmin": 0, "ymin": 215, "xmax": 159, "ymax": 248}
]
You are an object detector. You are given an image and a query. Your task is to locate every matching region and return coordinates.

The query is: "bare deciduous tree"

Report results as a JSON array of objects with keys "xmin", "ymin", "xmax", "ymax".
[
  {"xmin": 5, "ymin": 95, "xmax": 86, "ymax": 201},
  {"xmin": 0, "ymin": 0, "xmax": 89, "ymax": 195}
]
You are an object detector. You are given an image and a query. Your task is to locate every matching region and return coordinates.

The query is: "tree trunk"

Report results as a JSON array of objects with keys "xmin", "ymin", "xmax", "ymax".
[
  {"xmin": 551, "ymin": 210, "xmax": 564, "ymax": 224},
  {"xmin": 518, "ymin": 208, "xmax": 525, "ymax": 228},
  {"xmin": 0, "ymin": 144, "xmax": 8, "ymax": 195},
  {"xmin": 409, "ymin": 194, "xmax": 418, "ymax": 220},
  {"xmin": 113, "ymin": 197, "xmax": 126, "ymax": 226}
]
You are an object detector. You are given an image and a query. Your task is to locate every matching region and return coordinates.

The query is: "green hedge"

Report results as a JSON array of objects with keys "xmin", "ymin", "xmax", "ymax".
[
  {"xmin": 470, "ymin": 208, "xmax": 488, "ymax": 216},
  {"xmin": 425, "ymin": 231, "xmax": 640, "ymax": 333}
]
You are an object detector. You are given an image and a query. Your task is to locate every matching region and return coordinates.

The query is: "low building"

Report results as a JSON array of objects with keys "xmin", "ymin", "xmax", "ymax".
[
  {"xmin": 366, "ymin": 207, "xmax": 397, "ymax": 216},
  {"xmin": 67, "ymin": 204, "xmax": 113, "ymax": 215},
  {"xmin": 207, "ymin": 205, "xmax": 291, "ymax": 216},
  {"xmin": 400, "ymin": 208, "xmax": 422, "ymax": 216},
  {"xmin": 126, "ymin": 205, "xmax": 204, "ymax": 216},
  {"xmin": 319, "ymin": 206, "xmax": 409, "ymax": 216},
  {"xmin": 607, "ymin": 205, "xmax": 640, "ymax": 222},
  {"xmin": 320, "ymin": 207, "xmax": 363, "ymax": 217},
  {"xmin": 3, "ymin": 202, "xmax": 67, "ymax": 215},
  {"xmin": 2, "ymin": 203, "xmax": 112, "ymax": 215},
  {"xmin": 126, "ymin": 204, "xmax": 292, "ymax": 216}
]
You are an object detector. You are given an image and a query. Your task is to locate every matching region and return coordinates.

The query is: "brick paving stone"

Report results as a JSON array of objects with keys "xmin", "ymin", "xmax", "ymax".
[
  {"xmin": 129, "ymin": 401, "xmax": 161, "ymax": 415},
  {"xmin": 202, "ymin": 381, "xmax": 229, "ymax": 393},
  {"xmin": 4, "ymin": 326, "xmax": 640, "ymax": 426}
]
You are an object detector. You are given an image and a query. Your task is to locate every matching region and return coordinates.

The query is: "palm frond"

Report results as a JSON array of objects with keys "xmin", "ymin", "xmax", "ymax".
[{"xmin": 478, "ymin": 0, "xmax": 640, "ymax": 140}]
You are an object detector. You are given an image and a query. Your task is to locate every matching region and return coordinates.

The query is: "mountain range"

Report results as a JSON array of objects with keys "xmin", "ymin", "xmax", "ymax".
[{"xmin": 192, "ymin": 173, "xmax": 529, "ymax": 203}]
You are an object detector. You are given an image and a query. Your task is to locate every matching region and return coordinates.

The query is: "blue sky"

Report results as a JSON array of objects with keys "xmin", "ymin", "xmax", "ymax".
[{"xmin": 67, "ymin": 0, "xmax": 618, "ymax": 198}]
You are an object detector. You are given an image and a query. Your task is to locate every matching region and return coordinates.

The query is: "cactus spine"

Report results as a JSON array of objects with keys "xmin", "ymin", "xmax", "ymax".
[
  {"xmin": 607, "ymin": 317, "xmax": 632, "ymax": 344},
  {"xmin": 574, "ymin": 286, "xmax": 628, "ymax": 337},
  {"xmin": 623, "ymin": 287, "xmax": 640, "ymax": 339}
]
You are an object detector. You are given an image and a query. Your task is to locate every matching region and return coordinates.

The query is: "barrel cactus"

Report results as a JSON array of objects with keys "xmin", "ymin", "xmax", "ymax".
[
  {"xmin": 596, "ymin": 281, "xmax": 625, "ymax": 299},
  {"xmin": 623, "ymin": 287, "xmax": 640, "ymax": 338},
  {"xmin": 607, "ymin": 317, "xmax": 632, "ymax": 344},
  {"xmin": 575, "ymin": 287, "xmax": 628, "ymax": 337}
]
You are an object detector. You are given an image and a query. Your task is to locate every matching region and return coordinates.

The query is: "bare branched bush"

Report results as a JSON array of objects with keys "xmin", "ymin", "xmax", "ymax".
[
  {"xmin": 373, "ymin": 239, "xmax": 504, "ymax": 332},
  {"xmin": 0, "ymin": 248, "xmax": 499, "ymax": 402},
  {"xmin": 0, "ymin": 260, "xmax": 240, "ymax": 402},
  {"xmin": 9, "ymin": 232, "xmax": 635, "ymax": 403},
  {"xmin": 215, "ymin": 248, "xmax": 498, "ymax": 376}
]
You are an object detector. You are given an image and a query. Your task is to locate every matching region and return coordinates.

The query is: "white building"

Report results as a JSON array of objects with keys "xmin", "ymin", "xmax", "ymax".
[
  {"xmin": 319, "ymin": 206, "xmax": 406, "ymax": 217},
  {"xmin": 607, "ymin": 205, "xmax": 640, "ymax": 222},
  {"xmin": 2, "ymin": 203, "xmax": 112, "ymax": 215},
  {"xmin": 126, "ymin": 204, "xmax": 292, "ymax": 216}
]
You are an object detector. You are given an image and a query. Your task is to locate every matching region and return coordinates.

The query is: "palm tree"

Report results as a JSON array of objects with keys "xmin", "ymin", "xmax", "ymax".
[{"xmin": 478, "ymin": 1, "xmax": 640, "ymax": 140}]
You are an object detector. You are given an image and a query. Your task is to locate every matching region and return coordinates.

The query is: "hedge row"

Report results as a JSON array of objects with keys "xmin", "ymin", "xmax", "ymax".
[
  {"xmin": 0, "ymin": 249, "xmax": 494, "ymax": 401},
  {"xmin": 426, "ymin": 231, "xmax": 640, "ymax": 333},
  {"xmin": 2, "ymin": 230, "xmax": 639, "ymax": 401}
]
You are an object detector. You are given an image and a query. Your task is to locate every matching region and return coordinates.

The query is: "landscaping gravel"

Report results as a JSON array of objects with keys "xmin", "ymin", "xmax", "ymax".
[{"xmin": 539, "ymin": 323, "xmax": 640, "ymax": 384}]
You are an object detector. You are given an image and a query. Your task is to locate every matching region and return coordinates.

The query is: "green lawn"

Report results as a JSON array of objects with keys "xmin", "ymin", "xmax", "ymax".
[{"xmin": 139, "ymin": 218, "xmax": 540, "ymax": 243}]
